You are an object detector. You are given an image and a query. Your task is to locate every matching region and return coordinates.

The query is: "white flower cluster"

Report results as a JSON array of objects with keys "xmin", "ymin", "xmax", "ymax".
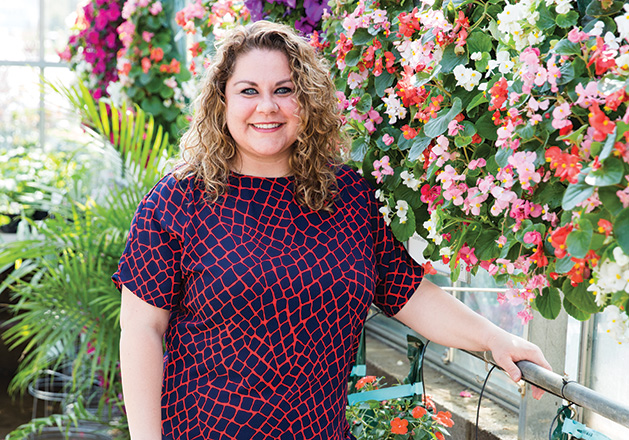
[
  {"xmin": 588, "ymin": 247, "xmax": 629, "ymax": 306},
  {"xmin": 422, "ymin": 210, "xmax": 442, "ymax": 245},
  {"xmin": 400, "ymin": 170, "xmax": 420, "ymax": 191},
  {"xmin": 453, "ymin": 65, "xmax": 481, "ymax": 91},
  {"xmin": 616, "ymin": 4, "xmax": 629, "ymax": 43},
  {"xmin": 603, "ymin": 306, "xmax": 629, "ymax": 344},
  {"xmin": 496, "ymin": 0, "xmax": 541, "ymax": 50},
  {"xmin": 382, "ymin": 91, "xmax": 407, "ymax": 124}
]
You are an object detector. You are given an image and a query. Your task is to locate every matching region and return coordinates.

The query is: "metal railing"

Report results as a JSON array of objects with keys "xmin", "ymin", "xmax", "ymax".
[{"xmin": 467, "ymin": 350, "xmax": 629, "ymax": 428}]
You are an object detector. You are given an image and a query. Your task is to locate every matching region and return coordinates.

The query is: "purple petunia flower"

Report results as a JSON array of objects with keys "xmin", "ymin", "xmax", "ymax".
[{"xmin": 244, "ymin": 0, "xmax": 264, "ymax": 21}]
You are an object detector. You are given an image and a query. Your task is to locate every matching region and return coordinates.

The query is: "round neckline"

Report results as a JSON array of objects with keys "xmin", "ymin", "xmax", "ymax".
[{"xmin": 230, "ymin": 170, "xmax": 294, "ymax": 181}]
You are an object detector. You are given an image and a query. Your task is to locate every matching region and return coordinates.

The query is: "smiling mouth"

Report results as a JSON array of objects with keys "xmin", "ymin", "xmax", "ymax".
[{"xmin": 251, "ymin": 123, "xmax": 282, "ymax": 129}]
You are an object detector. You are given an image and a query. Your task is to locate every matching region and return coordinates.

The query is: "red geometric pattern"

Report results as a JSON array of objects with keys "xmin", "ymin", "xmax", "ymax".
[{"xmin": 113, "ymin": 166, "xmax": 424, "ymax": 440}]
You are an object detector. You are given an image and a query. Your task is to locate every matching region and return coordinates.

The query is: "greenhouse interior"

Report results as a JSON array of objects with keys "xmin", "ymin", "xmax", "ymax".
[{"xmin": 1, "ymin": 0, "xmax": 629, "ymax": 439}]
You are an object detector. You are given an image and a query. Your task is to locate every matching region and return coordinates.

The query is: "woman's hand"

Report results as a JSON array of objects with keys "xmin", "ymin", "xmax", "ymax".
[{"xmin": 486, "ymin": 330, "xmax": 552, "ymax": 400}]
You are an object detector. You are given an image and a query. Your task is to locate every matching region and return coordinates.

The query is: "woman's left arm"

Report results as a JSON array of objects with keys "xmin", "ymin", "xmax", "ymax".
[{"xmin": 393, "ymin": 277, "xmax": 551, "ymax": 399}]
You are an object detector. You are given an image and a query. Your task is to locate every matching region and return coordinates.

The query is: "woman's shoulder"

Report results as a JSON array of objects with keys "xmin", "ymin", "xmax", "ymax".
[{"xmin": 143, "ymin": 171, "xmax": 198, "ymax": 209}]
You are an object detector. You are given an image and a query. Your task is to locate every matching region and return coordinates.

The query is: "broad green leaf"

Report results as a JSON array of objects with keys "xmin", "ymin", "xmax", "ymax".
[
  {"xmin": 475, "ymin": 229, "xmax": 501, "ymax": 260},
  {"xmin": 466, "ymin": 92, "xmax": 488, "ymax": 112},
  {"xmin": 536, "ymin": 182, "xmax": 565, "ymax": 208},
  {"xmin": 599, "ymin": 126, "xmax": 617, "ymax": 160},
  {"xmin": 562, "ymin": 279, "xmax": 601, "ymax": 314},
  {"xmin": 439, "ymin": 45, "xmax": 468, "ymax": 73},
  {"xmin": 556, "ymin": 11, "xmax": 579, "ymax": 28},
  {"xmin": 557, "ymin": 62, "xmax": 575, "ymax": 86},
  {"xmin": 464, "ymin": 222, "xmax": 483, "ymax": 247},
  {"xmin": 390, "ymin": 208, "xmax": 416, "ymax": 242},
  {"xmin": 355, "ymin": 94, "xmax": 372, "ymax": 114},
  {"xmin": 555, "ymin": 255, "xmax": 575, "ymax": 274},
  {"xmin": 586, "ymin": 0, "xmax": 624, "ymax": 17},
  {"xmin": 536, "ymin": 1, "xmax": 556, "ymax": 30},
  {"xmin": 475, "ymin": 111, "xmax": 499, "ymax": 141},
  {"xmin": 584, "ymin": 157, "xmax": 624, "ymax": 186},
  {"xmin": 614, "ymin": 207, "xmax": 629, "ymax": 255},
  {"xmin": 562, "ymin": 179, "xmax": 594, "ymax": 210},
  {"xmin": 351, "ymin": 136, "xmax": 369, "ymax": 162},
  {"xmin": 563, "ymin": 297, "xmax": 591, "ymax": 321},
  {"xmin": 599, "ymin": 186, "xmax": 624, "ymax": 216},
  {"xmin": 553, "ymin": 39, "xmax": 581, "ymax": 55},
  {"xmin": 352, "ymin": 28, "xmax": 373, "ymax": 45},
  {"xmin": 408, "ymin": 136, "xmax": 432, "ymax": 161},
  {"xmin": 466, "ymin": 31, "xmax": 493, "ymax": 54},
  {"xmin": 375, "ymin": 71, "xmax": 394, "ymax": 97},
  {"xmin": 566, "ymin": 219, "xmax": 593, "ymax": 259},
  {"xmin": 454, "ymin": 135, "xmax": 472, "ymax": 147},
  {"xmin": 557, "ymin": 124, "xmax": 588, "ymax": 143},
  {"xmin": 535, "ymin": 287, "xmax": 561, "ymax": 320},
  {"xmin": 344, "ymin": 48, "xmax": 362, "ymax": 67},
  {"xmin": 423, "ymin": 97, "xmax": 463, "ymax": 139}
]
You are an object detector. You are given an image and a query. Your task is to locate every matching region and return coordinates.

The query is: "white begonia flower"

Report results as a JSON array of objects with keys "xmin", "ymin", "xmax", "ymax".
[
  {"xmin": 587, "ymin": 282, "xmax": 608, "ymax": 307},
  {"xmin": 613, "ymin": 246, "xmax": 629, "ymax": 266},
  {"xmin": 554, "ymin": 0, "xmax": 572, "ymax": 15},
  {"xmin": 589, "ymin": 21, "xmax": 605, "ymax": 37},
  {"xmin": 400, "ymin": 170, "xmax": 421, "ymax": 191},
  {"xmin": 470, "ymin": 51, "xmax": 483, "ymax": 61},
  {"xmin": 598, "ymin": 260, "xmax": 627, "ymax": 292},
  {"xmin": 453, "ymin": 65, "xmax": 481, "ymax": 91},
  {"xmin": 488, "ymin": 51, "xmax": 514, "ymax": 74},
  {"xmin": 439, "ymin": 246, "xmax": 452, "ymax": 257},
  {"xmin": 603, "ymin": 31, "xmax": 620, "ymax": 50},
  {"xmin": 379, "ymin": 205, "xmax": 392, "ymax": 226},
  {"xmin": 615, "ymin": 4, "xmax": 629, "ymax": 42},
  {"xmin": 106, "ymin": 81, "xmax": 124, "ymax": 108},
  {"xmin": 382, "ymin": 92, "xmax": 407, "ymax": 124},
  {"xmin": 527, "ymin": 30, "xmax": 545, "ymax": 46},
  {"xmin": 603, "ymin": 305, "xmax": 629, "ymax": 344},
  {"xmin": 374, "ymin": 189, "xmax": 386, "ymax": 203},
  {"xmin": 616, "ymin": 53, "xmax": 629, "ymax": 74},
  {"xmin": 423, "ymin": 211, "xmax": 443, "ymax": 245},
  {"xmin": 395, "ymin": 200, "xmax": 409, "ymax": 223}
]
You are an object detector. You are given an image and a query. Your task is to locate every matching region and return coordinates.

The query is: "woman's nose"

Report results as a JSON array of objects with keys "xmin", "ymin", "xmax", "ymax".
[{"xmin": 257, "ymin": 93, "xmax": 279, "ymax": 113}]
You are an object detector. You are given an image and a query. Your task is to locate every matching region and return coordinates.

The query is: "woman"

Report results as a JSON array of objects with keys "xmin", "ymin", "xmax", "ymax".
[{"xmin": 115, "ymin": 21, "xmax": 550, "ymax": 440}]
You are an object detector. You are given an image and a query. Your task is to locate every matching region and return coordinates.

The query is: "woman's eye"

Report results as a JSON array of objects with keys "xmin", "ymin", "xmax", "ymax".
[
  {"xmin": 276, "ymin": 87, "xmax": 293, "ymax": 94},
  {"xmin": 241, "ymin": 88, "xmax": 257, "ymax": 95}
]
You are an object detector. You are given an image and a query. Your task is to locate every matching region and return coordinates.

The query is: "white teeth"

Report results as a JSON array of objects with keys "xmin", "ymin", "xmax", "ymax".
[{"xmin": 252, "ymin": 123, "xmax": 281, "ymax": 129}]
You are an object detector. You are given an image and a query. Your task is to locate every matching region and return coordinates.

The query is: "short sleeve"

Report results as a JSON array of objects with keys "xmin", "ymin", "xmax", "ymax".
[
  {"xmin": 112, "ymin": 175, "xmax": 188, "ymax": 310},
  {"xmin": 368, "ymin": 187, "xmax": 424, "ymax": 317}
]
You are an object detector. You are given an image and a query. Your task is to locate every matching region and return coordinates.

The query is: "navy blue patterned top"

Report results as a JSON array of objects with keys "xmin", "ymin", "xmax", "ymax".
[{"xmin": 113, "ymin": 165, "xmax": 424, "ymax": 440}]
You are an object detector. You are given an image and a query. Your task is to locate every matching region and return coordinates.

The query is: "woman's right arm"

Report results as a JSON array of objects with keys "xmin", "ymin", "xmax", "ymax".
[{"xmin": 120, "ymin": 285, "xmax": 170, "ymax": 440}]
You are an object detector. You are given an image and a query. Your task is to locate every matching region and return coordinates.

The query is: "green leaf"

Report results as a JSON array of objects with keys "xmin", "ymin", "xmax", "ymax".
[
  {"xmin": 408, "ymin": 136, "xmax": 432, "ymax": 161},
  {"xmin": 557, "ymin": 123, "xmax": 588, "ymax": 143},
  {"xmin": 553, "ymin": 39, "xmax": 581, "ymax": 55},
  {"xmin": 390, "ymin": 208, "xmax": 416, "ymax": 242},
  {"xmin": 475, "ymin": 111, "xmax": 499, "ymax": 141},
  {"xmin": 466, "ymin": 92, "xmax": 488, "ymax": 112},
  {"xmin": 466, "ymin": 31, "xmax": 493, "ymax": 54},
  {"xmin": 599, "ymin": 126, "xmax": 617, "ymax": 161},
  {"xmin": 555, "ymin": 255, "xmax": 575, "ymax": 274},
  {"xmin": 586, "ymin": 0, "xmax": 625, "ymax": 17},
  {"xmin": 455, "ymin": 135, "xmax": 472, "ymax": 147},
  {"xmin": 355, "ymin": 94, "xmax": 372, "ymax": 114},
  {"xmin": 495, "ymin": 147, "xmax": 511, "ymax": 168},
  {"xmin": 614, "ymin": 207, "xmax": 629, "ymax": 256},
  {"xmin": 557, "ymin": 62, "xmax": 575, "ymax": 86},
  {"xmin": 566, "ymin": 219, "xmax": 593, "ymax": 259},
  {"xmin": 563, "ymin": 296, "xmax": 591, "ymax": 321},
  {"xmin": 423, "ymin": 97, "xmax": 463, "ymax": 139},
  {"xmin": 351, "ymin": 136, "xmax": 369, "ymax": 162},
  {"xmin": 556, "ymin": 11, "xmax": 579, "ymax": 28},
  {"xmin": 599, "ymin": 186, "xmax": 624, "ymax": 216},
  {"xmin": 465, "ymin": 222, "xmax": 483, "ymax": 247},
  {"xmin": 535, "ymin": 287, "xmax": 561, "ymax": 320},
  {"xmin": 562, "ymin": 279, "xmax": 600, "ymax": 314},
  {"xmin": 536, "ymin": 1, "xmax": 556, "ymax": 30},
  {"xmin": 439, "ymin": 45, "xmax": 468, "ymax": 74},
  {"xmin": 585, "ymin": 157, "xmax": 624, "ymax": 186},
  {"xmin": 344, "ymin": 48, "xmax": 362, "ymax": 67},
  {"xmin": 536, "ymin": 182, "xmax": 566, "ymax": 209},
  {"xmin": 475, "ymin": 229, "xmax": 501, "ymax": 260},
  {"xmin": 562, "ymin": 178, "xmax": 594, "ymax": 211},
  {"xmin": 352, "ymin": 28, "xmax": 373, "ymax": 45},
  {"xmin": 374, "ymin": 71, "xmax": 394, "ymax": 97}
]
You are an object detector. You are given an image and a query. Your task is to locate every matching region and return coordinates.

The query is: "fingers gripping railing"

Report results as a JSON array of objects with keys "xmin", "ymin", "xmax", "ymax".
[{"xmin": 467, "ymin": 351, "xmax": 629, "ymax": 428}]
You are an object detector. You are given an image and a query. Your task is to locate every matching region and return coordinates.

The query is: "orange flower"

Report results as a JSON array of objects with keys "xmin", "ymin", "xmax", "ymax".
[
  {"xmin": 150, "ymin": 47, "xmax": 164, "ymax": 62},
  {"xmin": 390, "ymin": 417, "xmax": 409, "ymax": 434},
  {"xmin": 435, "ymin": 411, "xmax": 454, "ymax": 428},
  {"xmin": 159, "ymin": 58, "xmax": 181, "ymax": 74},
  {"xmin": 190, "ymin": 42, "xmax": 202, "ymax": 58},
  {"xmin": 597, "ymin": 219, "xmax": 613, "ymax": 237},
  {"xmin": 355, "ymin": 376, "xmax": 377, "ymax": 390},
  {"xmin": 435, "ymin": 433, "xmax": 445, "ymax": 440},
  {"xmin": 412, "ymin": 406, "xmax": 427, "ymax": 419},
  {"xmin": 141, "ymin": 57, "xmax": 151, "ymax": 74}
]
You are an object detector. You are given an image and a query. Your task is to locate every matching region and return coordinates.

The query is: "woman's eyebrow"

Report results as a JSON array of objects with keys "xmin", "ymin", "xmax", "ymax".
[{"xmin": 233, "ymin": 79, "xmax": 293, "ymax": 86}]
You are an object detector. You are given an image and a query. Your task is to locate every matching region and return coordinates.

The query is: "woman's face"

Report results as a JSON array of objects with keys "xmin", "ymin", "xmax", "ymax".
[{"xmin": 224, "ymin": 49, "xmax": 301, "ymax": 177}]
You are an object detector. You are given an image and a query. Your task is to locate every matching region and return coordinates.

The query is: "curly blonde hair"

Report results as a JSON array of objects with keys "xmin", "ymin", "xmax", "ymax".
[{"xmin": 175, "ymin": 21, "xmax": 344, "ymax": 211}]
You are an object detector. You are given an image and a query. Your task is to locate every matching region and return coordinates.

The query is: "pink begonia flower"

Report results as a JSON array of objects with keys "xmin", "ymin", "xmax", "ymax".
[
  {"xmin": 142, "ymin": 31, "xmax": 154, "ymax": 43},
  {"xmin": 477, "ymin": 175, "xmax": 495, "ymax": 194},
  {"xmin": 138, "ymin": 0, "xmax": 149, "ymax": 7},
  {"xmin": 508, "ymin": 151, "xmax": 541, "ymax": 190},
  {"xmin": 534, "ymin": 67, "xmax": 548, "ymax": 87},
  {"xmin": 436, "ymin": 165, "xmax": 465, "ymax": 190},
  {"xmin": 523, "ymin": 231, "xmax": 542, "ymax": 245},
  {"xmin": 372, "ymin": 156, "xmax": 394, "ymax": 183},
  {"xmin": 568, "ymin": 27, "xmax": 590, "ymax": 43},
  {"xmin": 336, "ymin": 91, "xmax": 349, "ymax": 110},
  {"xmin": 164, "ymin": 77, "xmax": 177, "ymax": 88},
  {"xmin": 368, "ymin": 109, "xmax": 383, "ymax": 125},
  {"xmin": 349, "ymin": 108, "xmax": 365, "ymax": 122},
  {"xmin": 468, "ymin": 158, "xmax": 486, "ymax": 170},
  {"xmin": 551, "ymin": 102, "xmax": 572, "ymax": 129},
  {"xmin": 342, "ymin": 15, "xmax": 359, "ymax": 38},
  {"xmin": 520, "ymin": 47, "xmax": 541, "ymax": 66},
  {"xmin": 577, "ymin": 192, "xmax": 602, "ymax": 213},
  {"xmin": 372, "ymin": 9, "xmax": 388, "ymax": 23},
  {"xmin": 459, "ymin": 245, "xmax": 478, "ymax": 268},
  {"xmin": 575, "ymin": 81, "xmax": 601, "ymax": 108},
  {"xmin": 496, "ymin": 258, "xmax": 516, "ymax": 274},
  {"xmin": 382, "ymin": 134, "xmax": 394, "ymax": 146},
  {"xmin": 364, "ymin": 120, "xmax": 375, "ymax": 133},
  {"xmin": 496, "ymin": 121, "xmax": 515, "ymax": 148},
  {"xmin": 347, "ymin": 71, "xmax": 366, "ymax": 90},
  {"xmin": 117, "ymin": 21, "xmax": 136, "ymax": 49},
  {"xmin": 623, "ymin": 106, "xmax": 629, "ymax": 124},
  {"xmin": 518, "ymin": 309, "xmax": 534, "ymax": 324},
  {"xmin": 496, "ymin": 166, "xmax": 515, "ymax": 189},
  {"xmin": 546, "ymin": 56, "xmax": 561, "ymax": 92},
  {"xmin": 463, "ymin": 189, "xmax": 488, "ymax": 216},
  {"xmin": 496, "ymin": 235, "xmax": 508, "ymax": 247},
  {"xmin": 122, "ymin": 1, "xmax": 137, "ymax": 19},
  {"xmin": 618, "ymin": 187, "xmax": 629, "ymax": 208},
  {"xmin": 447, "ymin": 119, "xmax": 463, "ymax": 136},
  {"xmin": 149, "ymin": 1, "xmax": 163, "ymax": 15}
]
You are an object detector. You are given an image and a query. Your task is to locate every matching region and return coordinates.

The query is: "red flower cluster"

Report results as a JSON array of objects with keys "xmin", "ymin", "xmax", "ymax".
[
  {"xmin": 488, "ymin": 77, "xmax": 508, "ymax": 111},
  {"xmin": 397, "ymin": 8, "xmax": 421, "ymax": 38},
  {"xmin": 588, "ymin": 104, "xmax": 616, "ymax": 141},
  {"xmin": 545, "ymin": 146, "xmax": 582, "ymax": 184},
  {"xmin": 390, "ymin": 417, "xmax": 409, "ymax": 434},
  {"xmin": 548, "ymin": 224, "xmax": 573, "ymax": 259},
  {"xmin": 355, "ymin": 375, "xmax": 377, "ymax": 390}
]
